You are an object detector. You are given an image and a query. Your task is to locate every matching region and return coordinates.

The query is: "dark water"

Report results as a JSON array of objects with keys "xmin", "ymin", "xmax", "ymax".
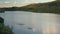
[{"xmin": 0, "ymin": 11, "xmax": 60, "ymax": 34}]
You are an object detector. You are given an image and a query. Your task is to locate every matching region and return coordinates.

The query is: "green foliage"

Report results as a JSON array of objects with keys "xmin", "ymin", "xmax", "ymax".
[
  {"xmin": 0, "ymin": 17, "xmax": 4, "ymax": 24},
  {"xmin": 0, "ymin": 8, "xmax": 5, "ymax": 13},
  {"xmin": 56, "ymin": 0, "xmax": 60, "ymax": 1},
  {"xmin": 30, "ymin": 6, "xmax": 60, "ymax": 14}
]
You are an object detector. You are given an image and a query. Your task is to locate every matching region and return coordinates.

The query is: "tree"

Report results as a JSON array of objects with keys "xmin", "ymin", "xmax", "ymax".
[{"xmin": 0, "ymin": 17, "xmax": 4, "ymax": 24}]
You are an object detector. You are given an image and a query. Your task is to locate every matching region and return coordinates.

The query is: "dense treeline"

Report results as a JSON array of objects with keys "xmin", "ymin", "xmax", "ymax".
[
  {"xmin": 0, "ymin": 17, "xmax": 13, "ymax": 34},
  {"xmin": 0, "ymin": 0, "xmax": 60, "ymax": 14}
]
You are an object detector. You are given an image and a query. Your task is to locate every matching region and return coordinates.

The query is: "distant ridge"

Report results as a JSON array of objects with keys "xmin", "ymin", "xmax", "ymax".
[{"xmin": 0, "ymin": 0, "xmax": 60, "ymax": 14}]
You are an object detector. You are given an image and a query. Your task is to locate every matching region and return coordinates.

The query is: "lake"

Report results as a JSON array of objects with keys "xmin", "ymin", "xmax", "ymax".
[{"xmin": 0, "ymin": 11, "xmax": 60, "ymax": 34}]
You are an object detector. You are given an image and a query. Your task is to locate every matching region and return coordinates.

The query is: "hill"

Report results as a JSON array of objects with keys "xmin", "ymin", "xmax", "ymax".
[
  {"xmin": 20, "ymin": 1, "xmax": 60, "ymax": 14},
  {"xmin": 0, "ymin": 0, "xmax": 60, "ymax": 14}
]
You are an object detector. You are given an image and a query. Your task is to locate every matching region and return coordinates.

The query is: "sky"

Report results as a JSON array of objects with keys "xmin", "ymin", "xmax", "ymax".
[
  {"xmin": 0, "ymin": 0, "xmax": 55, "ymax": 2},
  {"xmin": 0, "ymin": 0, "xmax": 55, "ymax": 7}
]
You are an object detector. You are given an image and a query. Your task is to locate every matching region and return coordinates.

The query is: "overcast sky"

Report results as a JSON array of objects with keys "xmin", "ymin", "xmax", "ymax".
[
  {"xmin": 0, "ymin": 0, "xmax": 55, "ymax": 7},
  {"xmin": 0, "ymin": 0, "xmax": 55, "ymax": 2}
]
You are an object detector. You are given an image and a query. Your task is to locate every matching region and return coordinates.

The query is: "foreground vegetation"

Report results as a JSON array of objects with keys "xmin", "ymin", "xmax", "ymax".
[{"xmin": 0, "ymin": 17, "xmax": 13, "ymax": 34}]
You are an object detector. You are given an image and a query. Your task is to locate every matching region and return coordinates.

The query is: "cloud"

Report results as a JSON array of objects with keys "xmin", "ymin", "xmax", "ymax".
[
  {"xmin": 0, "ymin": 2, "xmax": 32, "ymax": 7},
  {"xmin": 0, "ymin": 0, "xmax": 55, "ymax": 2},
  {"xmin": 0, "ymin": 0, "xmax": 55, "ymax": 7}
]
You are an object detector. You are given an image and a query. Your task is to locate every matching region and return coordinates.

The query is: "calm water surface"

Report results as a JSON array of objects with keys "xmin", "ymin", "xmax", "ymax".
[{"xmin": 0, "ymin": 11, "xmax": 60, "ymax": 34}]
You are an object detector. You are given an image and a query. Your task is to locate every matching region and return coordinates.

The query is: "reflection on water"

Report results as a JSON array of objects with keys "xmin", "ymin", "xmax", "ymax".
[
  {"xmin": 0, "ymin": 11, "xmax": 60, "ymax": 34},
  {"xmin": 32, "ymin": 13, "xmax": 60, "ymax": 34}
]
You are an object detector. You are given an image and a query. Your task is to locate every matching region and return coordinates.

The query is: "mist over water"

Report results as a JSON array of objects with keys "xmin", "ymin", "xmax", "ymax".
[{"xmin": 0, "ymin": 11, "xmax": 60, "ymax": 34}]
